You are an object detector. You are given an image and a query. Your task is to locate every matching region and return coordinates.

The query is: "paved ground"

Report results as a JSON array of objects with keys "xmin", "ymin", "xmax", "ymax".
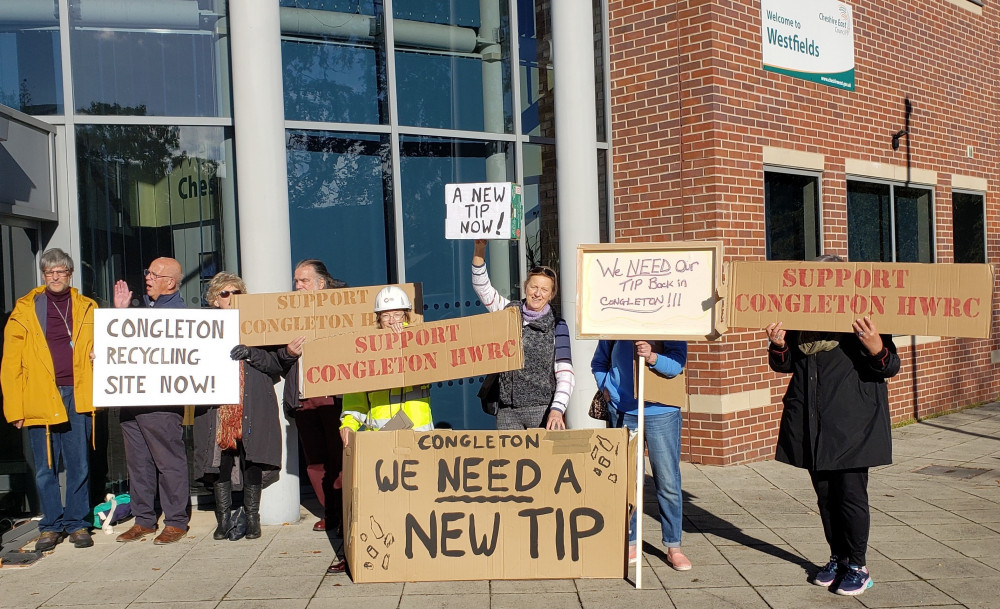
[{"xmin": 2, "ymin": 402, "xmax": 999, "ymax": 609}]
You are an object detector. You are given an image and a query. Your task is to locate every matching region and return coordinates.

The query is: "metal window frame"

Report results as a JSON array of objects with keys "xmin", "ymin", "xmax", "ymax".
[
  {"xmin": 762, "ymin": 165, "xmax": 824, "ymax": 260},
  {"xmin": 845, "ymin": 176, "xmax": 937, "ymax": 263},
  {"xmin": 951, "ymin": 188, "xmax": 987, "ymax": 263}
]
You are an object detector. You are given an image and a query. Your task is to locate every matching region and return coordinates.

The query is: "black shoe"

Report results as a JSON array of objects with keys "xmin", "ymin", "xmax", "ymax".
[
  {"xmin": 244, "ymin": 484, "xmax": 263, "ymax": 539},
  {"xmin": 35, "ymin": 531, "xmax": 66, "ymax": 552},
  {"xmin": 68, "ymin": 529, "xmax": 94, "ymax": 548},
  {"xmin": 213, "ymin": 481, "xmax": 234, "ymax": 540}
]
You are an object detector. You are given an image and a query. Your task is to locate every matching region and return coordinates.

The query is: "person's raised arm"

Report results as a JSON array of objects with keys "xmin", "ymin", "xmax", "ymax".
[{"xmin": 471, "ymin": 239, "xmax": 508, "ymax": 312}]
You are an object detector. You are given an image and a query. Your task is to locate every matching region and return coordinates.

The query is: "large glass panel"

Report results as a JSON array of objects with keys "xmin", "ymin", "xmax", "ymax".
[
  {"xmin": 69, "ymin": 0, "xmax": 228, "ymax": 117},
  {"xmin": 593, "ymin": 0, "xmax": 606, "ymax": 142},
  {"xmin": 847, "ymin": 180, "xmax": 892, "ymax": 262},
  {"xmin": 0, "ymin": 5, "xmax": 62, "ymax": 114},
  {"xmin": 399, "ymin": 135, "xmax": 516, "ymax": 430},
  {"xmin": 523, "ymin": 142, "xmax": 560, "ymax": 271},
  {"xmin": 893, "ymin": 185, "xmax": 933, "ymax": 263},
  {"xmin": 952, "ymin": 191, "xmax": 985, "ymax": 263},
  {"xmin": 517, "ymin": 0, "xmax": 553, "ymax": 138},
  {"xmin": 764, "ymin": 171, "xmax": 821, "ymax": 260},
  {"xmin": 281, "ymin": 0, "xmax": 388, "ymax": 124},
  {"xmin": 286, "ymin": 130, "xmax": 394, "ymax": 288},
  {"xmin": 597, "ymin": 148, "xmax": 610, "ymax": 242},
  {"xmin": 394, "ymin": 0, "xmax": 513, "ymax": 133},
  {"xmin": 76, "ymin": 125, "xmax": 235, "ymax": 308}
]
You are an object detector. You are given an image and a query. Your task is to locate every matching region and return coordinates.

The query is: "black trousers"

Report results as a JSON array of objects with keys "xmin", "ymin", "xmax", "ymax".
[
  {"xmin": 809, "ymin": 468, "xmax": 870, "ymax": 567},
  {"xmin": 120, "ymin": 408, "xmax": 189, "ymax": 530}
]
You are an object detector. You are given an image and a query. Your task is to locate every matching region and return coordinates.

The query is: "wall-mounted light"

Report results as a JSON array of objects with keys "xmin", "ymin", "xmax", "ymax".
[{"xmin": 891, "ymin": 129, "xmax": 908, "ymax": 150}]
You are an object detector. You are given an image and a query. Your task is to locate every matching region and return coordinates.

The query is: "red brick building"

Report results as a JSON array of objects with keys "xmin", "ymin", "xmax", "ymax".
[{"xmin": 607, "ymin": 0, "xmax": 999, "ymax": 464}]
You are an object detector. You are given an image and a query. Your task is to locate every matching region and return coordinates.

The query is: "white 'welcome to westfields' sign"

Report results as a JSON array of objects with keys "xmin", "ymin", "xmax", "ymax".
[{"xmin": 761, "ymin": 0, "xmax": 855, "ymax": 91}]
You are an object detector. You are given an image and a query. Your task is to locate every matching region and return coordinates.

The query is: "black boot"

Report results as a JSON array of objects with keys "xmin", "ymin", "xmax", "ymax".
[
  {"xmin": 244, "ymin": 484, "xmax": 262, "ymax": 540},
  {"xmin": 213, "ymin": 481, "xmax": 233, "ymax": 541}
]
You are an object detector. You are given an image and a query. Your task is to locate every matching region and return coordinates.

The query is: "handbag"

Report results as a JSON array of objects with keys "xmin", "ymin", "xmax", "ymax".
[
  {"xmin": 589, "ymin": 388, "xmax": 610, "ymax": 420},
  {"xmin": 478, "ymin": 373, "xmax": 501, "ymax": 416}
]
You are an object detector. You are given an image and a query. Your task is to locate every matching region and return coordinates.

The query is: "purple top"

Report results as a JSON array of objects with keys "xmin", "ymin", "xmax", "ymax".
[{"xmin": 45, "ymin": 288, "xmax": 74, "ymax": 386}]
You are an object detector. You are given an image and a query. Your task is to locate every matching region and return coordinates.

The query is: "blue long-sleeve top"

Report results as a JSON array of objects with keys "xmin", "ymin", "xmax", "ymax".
[{"xmin": 591, "ymin": 340, "xmax": 687, "ymax": 414}]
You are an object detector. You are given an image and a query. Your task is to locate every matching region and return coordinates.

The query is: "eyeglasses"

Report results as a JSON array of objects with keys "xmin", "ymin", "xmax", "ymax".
[
  {"xmin": 143, "ymin": 269, "xmax": 170, "ymax": 281},
  {"xmin": 218, "ymin": 290, "xmax": 244, "ymax": 298},
  {"xmin": 528, "ymin": 266, "xmax": 557, "ymax": 280},
  {"xmin": 379, "ymin": 311, "xmax": 406, "ymax": 322},
  {"xmin": 42, "ymin": 269, "xmax": 71, "ymax": 278}
]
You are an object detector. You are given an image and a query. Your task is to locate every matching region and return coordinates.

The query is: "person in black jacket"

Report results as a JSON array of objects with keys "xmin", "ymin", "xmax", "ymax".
[
  {"xmin": 766, "ymin": 262, "xmax": 900, "ymax": 596},
  {"xmin": 193, "ymin": 272, "xmax": 303, "ymax": 540}
]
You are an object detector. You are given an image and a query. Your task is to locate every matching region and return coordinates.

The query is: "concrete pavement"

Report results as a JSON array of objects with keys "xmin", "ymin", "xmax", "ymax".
[{"xmin": 2, "ymin": 402, "xmax": 999, "ymax": 608}]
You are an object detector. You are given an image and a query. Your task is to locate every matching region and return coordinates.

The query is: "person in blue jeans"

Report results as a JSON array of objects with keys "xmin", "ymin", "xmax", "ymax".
[
  {"xmin": 592, "ymin": 339, "xmax": 690, "ymax": 571},
  {"xmin": 1, "ymin": 248, "xmax": 97, "ymax": 552}
]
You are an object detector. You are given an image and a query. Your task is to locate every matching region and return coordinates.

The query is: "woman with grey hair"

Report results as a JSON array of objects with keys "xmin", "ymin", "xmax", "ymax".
[
  {"xmin": 193, "ymin": 272, "xmax": 303, "ymax": 540},
  {"xmin": 2, "ymin": 248, "xmax": 98, "ymax": 551}
]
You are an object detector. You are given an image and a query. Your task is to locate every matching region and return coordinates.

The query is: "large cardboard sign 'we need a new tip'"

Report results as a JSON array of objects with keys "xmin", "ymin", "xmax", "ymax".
[
  {"xmin": 725, "ymin": 261, "xmax": 995, "ymax": 338},
  {"xmin": 343, "ymin": 429, "xmax": 628, "ymax": 582}
]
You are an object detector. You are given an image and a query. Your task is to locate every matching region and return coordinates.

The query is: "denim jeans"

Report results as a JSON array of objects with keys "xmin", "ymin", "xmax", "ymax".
[
  {"xmin": 608, "ymin": 405, "xmax": 683, "ymax": 548},
  {"xmin": 27, "ymin": 386, "xmax": 92, "ymax": 533}
]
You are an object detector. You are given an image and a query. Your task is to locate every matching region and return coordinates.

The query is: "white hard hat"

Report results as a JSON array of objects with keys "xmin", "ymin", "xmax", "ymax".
[{"xmin": 374, "ymin": 285, "xmax": 412, "ymax": 312}]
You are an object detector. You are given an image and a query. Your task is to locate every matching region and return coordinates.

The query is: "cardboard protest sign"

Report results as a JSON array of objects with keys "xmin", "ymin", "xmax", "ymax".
[
  {"xmin": 300, "ymin": 308, "xmax": 523, "ymax": 398},
  {"xmin": 639, "ymin": 368, "xmax": 687, "ymax": 408},
  {"xmin": 342, "ymin": 428, "xmax": 629, "ymax": 582},
  {"xmin": 445, "ymin": 182, "xmax": 523, "ymax": 240},
  {"xmin": 93, "ymin": 309, "xmax": 240, "ymax": 407},
  {"xmin": 725, "ymin": 261, "xmax": 995, "ymax": 338},
  {"xmin": 577, "ymin": 242, "xmax": 725, "ymax": 340},
  {"xmin": 232, "ymin": 284, "xmax": 423, "ymax": 346}
]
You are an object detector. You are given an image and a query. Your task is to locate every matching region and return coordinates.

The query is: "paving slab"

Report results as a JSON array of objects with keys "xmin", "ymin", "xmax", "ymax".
[{"xmin": 666, "ymin": 587, "xmax": 773, "ymax": 609}]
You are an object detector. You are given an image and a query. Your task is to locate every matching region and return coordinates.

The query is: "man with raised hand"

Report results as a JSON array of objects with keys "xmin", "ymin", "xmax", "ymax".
[{"xmin": 112, "ymin": 257, "xmax": 190, "ymax": 545}]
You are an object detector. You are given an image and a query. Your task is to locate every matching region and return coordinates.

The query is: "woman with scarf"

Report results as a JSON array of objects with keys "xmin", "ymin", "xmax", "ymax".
[
  {"xmin": 471, "ymin": 240, "xmax": 574, "ymax": 430},
  {"xmin": 193, "ymin": 272, "xmax": 300, "ymax": 541}
]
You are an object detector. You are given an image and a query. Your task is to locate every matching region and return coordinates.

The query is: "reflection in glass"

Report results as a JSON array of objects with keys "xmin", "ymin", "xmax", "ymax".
[
  {"xmin": 76, "ymin": 125, "xmax": 234, "ymax": 308},
  {"xmin": 893, "ymin": 186, "xmax": 933, "ymax": 263},
  {"xmin": 517, "ymin": 0, "xmax": 553, "ymax": 138},
  {"xmin": 593, "ymin": 0, "xmax": 606, "ymax": 142},
  {"xmin": 399, "ymin": 135, "xmax": 516, "ymax": 429},
  {"xmin": 523, "ymin": 143, "xmax": 560, "ymax": 271},
  {"xmin": 0, "ymin": 6, "xmax": 62, "ymax": 114},
  {"xmin": 952, "ymin": 192, "xmax": 985, "ymax": 263},
  {"xmin": 395, "ymin": 0, "xmax": 512, "ymax": 133},
  {"xmin": 847, "ymin": 181, "xmax": 892, "ymax": 262},
  {"xmin": 69, "ymin": 0, "xmax": 228, "ymax": 117},
  {"xmin": 286, "ymin": 130, "xmax": 394, "ymax": 288},
  {"xmin": 280, "ymin": 1, "xmax": 388, "ymax": 124},
  {"xmin": 765, "ymin": 171, "xmax": 821, "ymax": 261}
]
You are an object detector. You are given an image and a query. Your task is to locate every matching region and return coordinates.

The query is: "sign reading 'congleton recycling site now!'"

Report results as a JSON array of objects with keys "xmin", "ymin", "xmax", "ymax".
[{"xmin": 760, "ymin": 0, "xmax": 855, "ymax": 91}]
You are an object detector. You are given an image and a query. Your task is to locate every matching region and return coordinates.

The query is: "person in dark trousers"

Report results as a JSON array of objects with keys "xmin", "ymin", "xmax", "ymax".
[
  {"xmin": 282, "ymin": 260, "xmax": 347, "ymax": 535},
  {"xmin": 1, "ymin": 248, "xmax": 97, "ymax": 552},
  {"xmin": 765, "ymin": 255, "xmax": 900, "ymax": 597},
  {"xmin": 112, "ymin": 257, "xmax": 191, "ymax": 545}
]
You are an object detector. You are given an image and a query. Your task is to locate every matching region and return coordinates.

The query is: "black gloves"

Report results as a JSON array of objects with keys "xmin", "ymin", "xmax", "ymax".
[{"xmin": 230, "ymin": 344, "xmax": 251, "ymax": 361}]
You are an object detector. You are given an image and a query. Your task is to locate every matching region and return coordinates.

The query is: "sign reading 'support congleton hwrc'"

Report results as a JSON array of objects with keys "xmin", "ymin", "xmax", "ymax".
[{"xmin": 760, "ymin": 0, "xmax": 855, "ymax": 91}]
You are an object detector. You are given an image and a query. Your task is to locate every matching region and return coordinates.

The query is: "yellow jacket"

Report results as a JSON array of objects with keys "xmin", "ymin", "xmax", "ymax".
[
  {"xmin": 1, "ymin": 286, "xmax": 97, "ymax": 427},
  {"xmin": 341, "ymin": 385, "xmax": 433, "ymax": 432}
]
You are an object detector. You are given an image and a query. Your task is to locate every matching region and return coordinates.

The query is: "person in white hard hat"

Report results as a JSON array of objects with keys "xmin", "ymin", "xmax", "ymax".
[{"xmin": 339, "ymin": 285, "xmax": 434, "ymax": 442}]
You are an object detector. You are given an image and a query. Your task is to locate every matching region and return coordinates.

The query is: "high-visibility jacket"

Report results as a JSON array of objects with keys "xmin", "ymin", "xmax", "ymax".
[{"xmin": 340, "ymin": 385, "xmax": 433, "ymax": 432}]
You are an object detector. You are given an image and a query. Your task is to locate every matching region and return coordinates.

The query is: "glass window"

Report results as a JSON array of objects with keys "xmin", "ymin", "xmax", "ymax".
[
  {"xmin": 0, "ymin": 6, "xmax": 62, "ymax": 114},
  {"xmin": 847, "ymin": 180, "xmax": 933, "ymax": 262},
  {"xmin": 593, "ymin": 0, "xmax": 606, "ymax": 142},
  {"xmin": 399, "ymin": 135, "xmax": 516, "ymax": 429},
  {"xmin": 280, "ymin": 1, "xmax": 388, "ymax": 124},
  {"xmin": 76, "ymin": 125, "xmax": 235, "ymax": 308},
  {"xmin": 523, "ymin": 142, "xmax": 560, "ymax": 269},
  {"xmin": 764, "ymin": 170, "xmax": 821, "ymax": 260},
  {"xmin": 69, "ymin": 0, "xmax": 228, "ymax": 117},
  {"xmin": 953, "ymin": 191, "xmax": 986, "ymax": 263},
  {"xmin": 394, "ymin": 0, "xmax": 513, "ymax": 133},
  {"xmin": 286, "ymin": 130, "xmax": 394, "ymax": 288},
  {"xmin": 517, "ymin": 0, "xmax": 553, "ymax": 138}
]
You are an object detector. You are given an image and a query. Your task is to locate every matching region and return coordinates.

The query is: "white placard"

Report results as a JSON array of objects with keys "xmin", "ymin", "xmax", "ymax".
[
  {"xmin": 444, "ymin": 182, "xmax": 520, "ymax": 239},
  {"xmin": 93, "ymin": 309, "xmax": 241, "ymax": 407}
]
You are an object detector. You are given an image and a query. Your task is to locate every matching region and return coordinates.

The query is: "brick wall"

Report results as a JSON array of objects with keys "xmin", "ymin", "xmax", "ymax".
[{"xmin": 608, "ymin": 0, "xmax": 1000, "ymax": 464}]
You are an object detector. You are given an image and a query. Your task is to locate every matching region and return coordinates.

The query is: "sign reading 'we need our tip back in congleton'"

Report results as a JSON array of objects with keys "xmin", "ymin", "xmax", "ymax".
[{"xmin": 445, "ymin": 182, "xmax": 523, "ymax": 240}]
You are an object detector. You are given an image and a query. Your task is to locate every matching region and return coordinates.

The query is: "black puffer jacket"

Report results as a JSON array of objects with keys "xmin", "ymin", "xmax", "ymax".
[{"xmin": 768, "ymin": 331, "xmax": 900, "ymax": 471}]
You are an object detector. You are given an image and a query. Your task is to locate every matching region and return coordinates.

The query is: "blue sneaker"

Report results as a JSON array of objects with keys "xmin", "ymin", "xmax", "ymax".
[
  {"xmin": 836, "ymin": 564, "xmax": 873, "ymax": 596},
  {"xmin": 812, "ymin": 555, "xmax": 840, "ymax": 587}
]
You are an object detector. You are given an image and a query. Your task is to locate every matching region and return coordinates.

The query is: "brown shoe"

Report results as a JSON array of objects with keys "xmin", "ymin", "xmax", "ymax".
[
  {"xmin": 313, "ymin": 519, "xmax": 326, "ymax": 532},
  {"xmin": 116, "ymin": 524, "xmax": 156, "ymax": 543},
  {"xmin": 68, "ymin": 529, "xmax": 94, "ymax": 548},
  {"xmin": 326, "ymin": 559, "xmax": 347, "ymax": 574},
  {"xmin": 35, "ymin": 531, "xmax": 66, "ymax": 552},
  {"xmin": 153, "ymin": 526, "xmax": 187, "ymax": 545}
]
